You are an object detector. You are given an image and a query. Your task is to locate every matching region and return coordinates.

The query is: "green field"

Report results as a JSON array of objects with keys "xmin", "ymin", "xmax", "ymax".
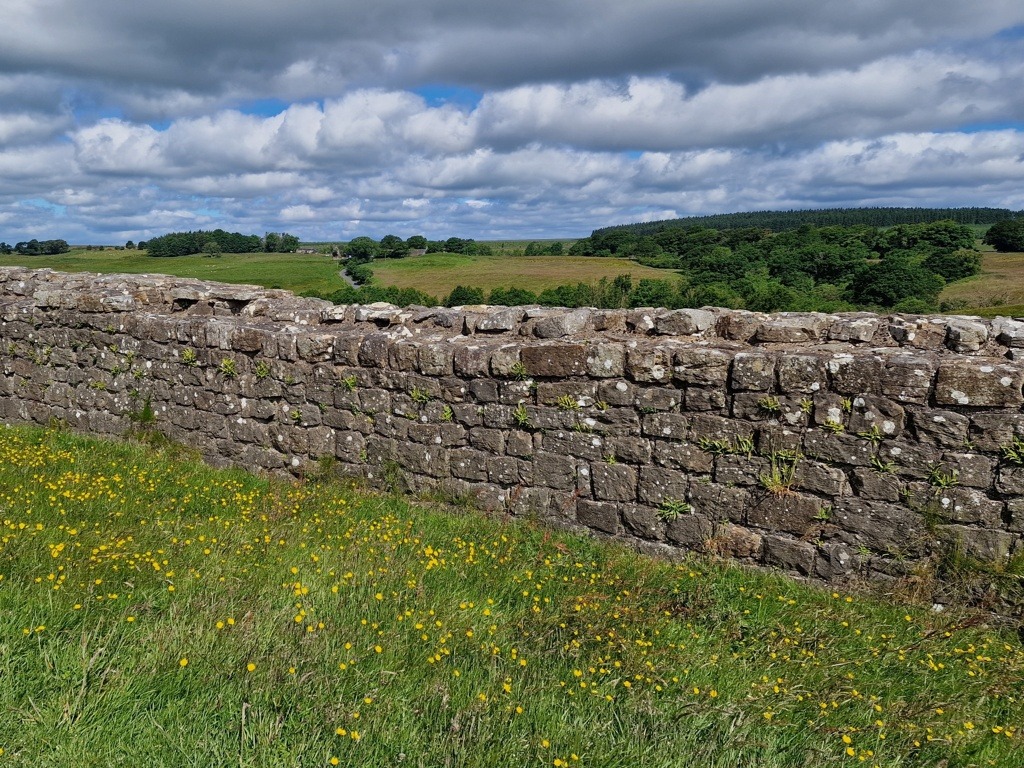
[
  {"xmin": 0, "ymin": 250, "xmax": 348, "ymax": 296},
  {"xmin": 939, "ymin": 246, "xmax": 1024, "ymax": 317},
  {"xmin": 367, "ymin": 252, "xmax": 673, "ymax": 298},
  {"xmin": 0, "ymin": 424, "xmax": 1021, "ymax": 766}
]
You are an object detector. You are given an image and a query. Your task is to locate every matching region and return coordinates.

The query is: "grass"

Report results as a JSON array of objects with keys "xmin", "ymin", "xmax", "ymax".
[
  {"xmin": 0, "ymin": 250, "xmax": 348, "ymax": 296},
  {"xmin": 367, "ymin": 252, "xmax": 674, "ymax": 298},
  {"xmin": 0, "ymin": 424, "xmax": 1022, "ymax": 766},
  {"xmin": 940, "ymin": 247, "xmax": 1024, "ymax": 316}
]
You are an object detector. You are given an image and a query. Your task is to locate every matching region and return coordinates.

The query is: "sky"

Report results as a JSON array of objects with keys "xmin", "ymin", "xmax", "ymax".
[{"xmin": 2, "ymin": 1, "xmax": 1024, "ymax": 244}]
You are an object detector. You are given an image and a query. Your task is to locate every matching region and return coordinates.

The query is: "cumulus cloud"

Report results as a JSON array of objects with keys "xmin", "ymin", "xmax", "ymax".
[{"xmin": 1, "ymin": 0, "xmax": 1024, "ymax": 242}]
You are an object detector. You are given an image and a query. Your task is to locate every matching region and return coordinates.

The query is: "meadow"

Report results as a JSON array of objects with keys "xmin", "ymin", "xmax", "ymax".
[
  {"xmin": 0, "ymin": 250, "xmax": 348, "ymax": 297},
  {"xmin": 938, "ymin": 245, "xmax": 1024, "ymax": 317},
  {"xmin": 366, "ymin": 252, "xmax": 671, "ymax": 298},
  {"xmin": 0, "ymin": 424, "xmax": 1021, "ymax": 767}
]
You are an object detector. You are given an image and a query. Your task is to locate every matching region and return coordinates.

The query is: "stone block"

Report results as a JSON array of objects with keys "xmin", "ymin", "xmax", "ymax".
[
  {"xmin": 638, "ymin": 466, "xmax": 691, "ymax": 505},
  {"xmin": 576, "ymin": 500, "xmax": 621, "ymax": 534},
  {"xmin": 586, "ymin": 342, "xmax": 626, "ymax": 378},
  {"xmin": 935, "ymin": 360, "xmax": 1024, "ymax": 407},
  {"xmin": 622, "ymin": 505, "xmax": 666, "ymax": 541},
  {"xmin": 755, "ymin": 315, "xmax": 830, "ymax": 343},
  {"xmin": 626, "ymin": 347, "xmax": 671, "ymax": 383},
  {"xmin": 746, "ymin": 492, "xmax": 822, "ymax": 535},
  {"xmin": 591, "ymin": 463, "xmax": 638, "ymax": 502},
  {"xmin": 641, "ymin": 413, "xmax": 690, "ymax": 441},
  {"xmin": 879, "ymin": 355, "xmax": 938, "ymax": 404},
  {"xmin": 910, "ymin": 410, "xmax": 970, "ymax": 447},
  {"xmin": 655, "ymin": 309, "xmax": 715, "ymax": 336},
  {"xmin": 665, "ymin": 513, "xmax": 714, "ymax": 547},
  {"xmin": 730, "ymin": 352, "xmax": 776, "ymax": 391},
  {"xmin": 945, "ymin": 319, "xmax": 989, "ymax": 353},
  {"xmin": 831, "ymin": 498, "xmax": 932, "ymax": 556},
  {"xmin": 673, "ymin": 347, "xmax": 732, "ymax": 386},
  {"xmin": 521, "ymin": 344, "xmax": 588, "ymax": 378},
  {"xmin": 762, "ymin": 535, "xmax": 816, "ymax": 575},
  {"xmin": 533, "ymin": 309, "xmax": 591, "ymax": 339},
  {"xmin": 652, "ymin": 440, "xmax": 714, "ymax": 473}
]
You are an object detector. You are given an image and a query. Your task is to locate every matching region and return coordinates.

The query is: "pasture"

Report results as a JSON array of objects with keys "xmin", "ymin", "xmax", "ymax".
[
  {"xmin": 0, "ymin": 424, "xmax": 1021, "ymax": 766},
  {"xmin": 367, "ymin": 252, "xmax": 673, "ymax": 298},
  {"xmin": 0, "ymin": 249, "xmax": 348, "ymax": 296},
  {"xmin": 939, "ymin": 246, "xmax": 1024, "ymax": 317}
]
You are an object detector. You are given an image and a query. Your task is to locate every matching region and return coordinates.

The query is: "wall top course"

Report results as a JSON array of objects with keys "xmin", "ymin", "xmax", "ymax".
[{"xmin": 3, "ymin": 266, "xmax": 1023, "ymax": 360}]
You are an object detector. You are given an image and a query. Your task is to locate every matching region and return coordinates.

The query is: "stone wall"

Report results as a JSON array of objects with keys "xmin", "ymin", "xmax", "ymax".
[{"xmin": 3, "ymin": 267, "xmax": 1024, "ymax": 591}]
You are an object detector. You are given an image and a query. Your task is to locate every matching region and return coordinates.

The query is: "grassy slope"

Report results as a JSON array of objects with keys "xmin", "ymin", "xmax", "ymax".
[
  {"xmin": 368, "ymin": 252, "xmax": 672, "ymax": 297},
  {"xmin": 0, "ymin": 250, "xmax": 348, "ymax": 296},
  {"xmin": 939, "ymin": 247, "xmax": 1024, "ymax": 317},
  {"xmin": 0, "ymin": 425, "xmax": 1021, "ymax": 767}
]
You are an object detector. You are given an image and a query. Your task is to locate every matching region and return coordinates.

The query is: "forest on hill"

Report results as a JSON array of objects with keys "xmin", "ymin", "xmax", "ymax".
[{"xmin": 592, "ymin": 206, "xmax": 1021, "ymax": 237}]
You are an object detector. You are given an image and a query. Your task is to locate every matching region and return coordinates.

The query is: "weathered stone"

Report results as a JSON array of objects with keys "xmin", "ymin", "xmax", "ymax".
[
  {"xmin": 827, "ymin": 353, "xmax": 882, "ymax": 395},
  {"xmin": 591, "ymin": 463, "xmax": 638, "ymax": 502},
  {"xmin": 746, "ymin": 492, "xmax": 822, "ymax": 535},
  {"xmin": 945, "ymin": 319, "xmax": 989, "ymax": 354},
  {"xmin": 475, "ymin": 307, "xmax": 525, "ymax": 332},
  {"xmin": 709, "ymin": 523, "xmax": 763, "ymax": 558},
  {"xmin": 876, "ymin": 354, "xmax": 937, "ymax": 404},
  {"xmin": 793, "ymin": 460, "xmax": 851, "ymax": 496},
  {"xmin": 993, "ymin": 317, "xmax": 1024, "ymax": 348},
  {"xmin": 641, "ymin": 412, "xmax": 690, "ymax": 441},
  {"xmin": 910, "ymin": 410, "xmax": 970, "ymax": 447},
  {"xmin": 930, "ymin": 487, "xmax": 1003, "ymax": 525},
  {"xmin": 521, "ymin": 344, "xmax": 588, "ymax": 377},
  {"xmin": 665, "ymin": 513, "xmax": 714, "ymax": 547},
  {"xmin": 730, "ymin": 352, "xmax": 776, "ymax": 391},
  {"xmin": 996, "ymin": 466, "xmax": 1024, "ymax": 495},
  {"xmin": 655, "ymin": 309, "xmax": 715, "ymax": 336},
  {"xmin": 586, "ymin": 342, "xmax": 626, "ymax": 378},
  {"xmin": 622, "ymin": 505, "xmax": 666, "ymax": 541},
  {"xmin": 683, "ymin": 386, "xmax": 727, "ymax": 411},
  {"xmin": 673, "ymin": 347, "xmax": 733, "ymax": 386},
  {"xmin": 828, "ymin": 315, "xmax": 880, "ymax": 343},
  {"xmin": 576, "ymin": 500, "xmax": 620, "ymax": 534},
  {"xmin": 652, "ymin": 440, "xmax": 714, "ymax": 473},
  {"xmin": 850, "ymin": 468, "xmax": 903, "ymax": 502},
  {"xmin": 755, "ymin": 315, "xmax": 830, "ymax": 343},
  {"xmin": 935, "ymin": 359, "xmax": 1024, "ymax": 407},
  {"xmin": 762, "ymin": 535, "xmax": 816, "ymax": 575},
  {"xmin": 638, "ymin": 466, "xmax": 691, "ymax": 505},
  {"xmin": 937, "ymin": 525, "xmax": 1014, "ymax": 562},
  {"xmin": 777, "ymin": 353, "xmax": 827, "ymax": 395},
  {"xmin": 847, "ymin": 395, "xmax": 905, "ymax": 438},
  {"xmin": 533, "ymin": 309, "xmax": 590, "ymax": 339},
  {"xmin": 626, "ymin": 347, "xmax": 671, "ymax": 383},
  {"xmin": 714, "ymin": 454, "xmax": 770, "ymax": 487},
  {"xmin": 831, "ymin": 498, "xmax": 932, "ymax": 556}
]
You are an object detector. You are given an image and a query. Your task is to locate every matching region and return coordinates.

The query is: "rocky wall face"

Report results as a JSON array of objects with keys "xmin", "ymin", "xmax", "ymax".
[{"xmin": 2, "ymin": 267, "xmax": 1024, "ymax": 596}]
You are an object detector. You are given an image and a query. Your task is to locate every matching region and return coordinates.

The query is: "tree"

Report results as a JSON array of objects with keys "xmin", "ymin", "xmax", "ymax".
[
  {"xmin": 280, "ymin": 233, "xmax": 300, "ymax": 252},
  {"xmin": 848, "ymin": 259, "xmax": 944, "ymax": 308},
  {"xmin": 125, "ymin": 240, "xmax": 135, "ymax": 250},
  {"xmin": 444, "ymin": 285, "xmax": 485, "ymax": 306},
  {"xmin": 263, "ymin": 232, "xmax": 281, "ymax": 253},
  {"xmin": 983, "ymin": 219, "xmax": 1024, "ymax": 252},
  {"xmin": 921, "ymin": 248, "xmax": 982, "ymax": 282},
  {"xmin": 344, "ymin": 236, "xmax": 379, "ymax": 260},
  {"xmin": 406, "ymin": 235, "xmax": 428, "ymax": 250},
  {"xmin": 0, "ymin": 242, "xmax": 12, "ymax": 254},
  {"xmin": 379, "ymin": 234, "xmax": 407, "ymax": 259},
  {"xmin": 202, "ymin": 240, "xmax": 221, "ymax": 258}
]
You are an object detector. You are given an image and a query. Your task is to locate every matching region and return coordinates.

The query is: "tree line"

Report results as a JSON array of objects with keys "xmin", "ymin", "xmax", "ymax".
[
  {"xmin": 343, "ymin": 234, "xmax": 494, "ymax": 260},
  {"xmin": 327, "ymin": 220, "xmax": 986, "ymax": 314},
  {"xmin": 0, "ymin": 239, "xmax": 70, "ymax": 255},
  {"xmin": 143, "ymin": 230, "xmax": 300, "ymax": 258},
  {"xmin": 592, "ymin": 207, "xmax": 1022, "ymax": 238}
]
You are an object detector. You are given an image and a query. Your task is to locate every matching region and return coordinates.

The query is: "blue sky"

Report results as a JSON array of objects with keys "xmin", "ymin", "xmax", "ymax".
[{"xmin": 1, "ymin": 0, "xmax": 1023, "ymax": 244}]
